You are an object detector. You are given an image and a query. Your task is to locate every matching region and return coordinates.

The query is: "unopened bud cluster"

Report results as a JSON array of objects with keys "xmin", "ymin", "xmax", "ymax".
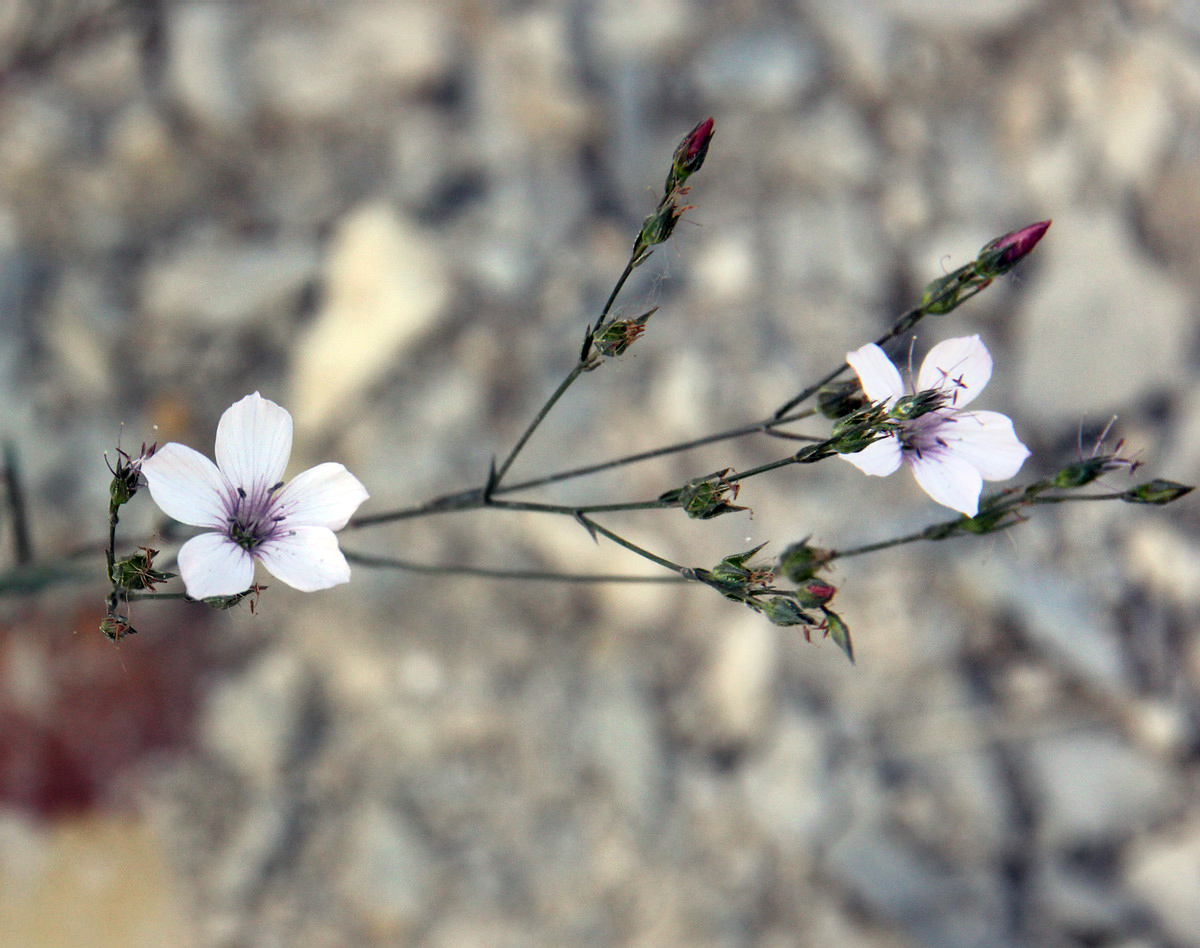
[{"xmin": 632, "ymin": 118, "xmax": 714, "ymax": 267}]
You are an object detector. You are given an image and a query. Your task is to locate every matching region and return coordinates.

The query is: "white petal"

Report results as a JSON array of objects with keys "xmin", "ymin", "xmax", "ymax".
[
  {"xmin": 270, "ymin": 463, "xmax": 369, "ymax": 530},
  {"xmin": 215, "ymin": 392, "xmax": 293, "ymax": 495},
  {"xmin": 256, "ymin": 526, "xmax": 351, "ymax": 592},
  {"xmin": 846, "ymin": 344, "xmax": 905, "ymax": 404},
  {"xmin": 909, "ymin": 450, "xmax": 984, "ymax": 516},
  {"xmin": 840, "ymin": 435, "xmax": 903, "ymax": 476},
  {"xmin": 918, "ymin": 335, "xmax": 992, "ymax": 408},
  {"xmin": 940, "ymin": 410, "xmax": 1031, "ymax": 480},
  {"xmin": 141, "ymin": 443, "xmax": 231, "ymax": 528},
  {"xmin": 177, "ymin": 532, "xmax": 255, "ymax": 599}
]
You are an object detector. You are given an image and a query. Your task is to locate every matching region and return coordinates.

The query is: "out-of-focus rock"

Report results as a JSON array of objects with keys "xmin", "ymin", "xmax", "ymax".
[
  {"xmin": 289, "ymin": 203, "xmax": 450, "ymax": 437},
  {"xmin": 141, "ymin": 232, "xmax": 317, "ymax": 328},
  {"xmin": 1125, "ymin": 822, "xmax": 1200, "ymax": 947},
  {"xmin": 1021, "ymin": 730, "xmax": 1177, "ymax": 848},
  {"xmin": 1013, "ymin": 211, "xmax": 1191, "ymax": 426}
]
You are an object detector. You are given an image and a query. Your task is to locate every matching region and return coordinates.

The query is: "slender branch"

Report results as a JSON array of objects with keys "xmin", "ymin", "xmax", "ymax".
[
  {"xmin": 491, "ymin": 363, "xmax": 585, "ymax": 488},
  {"xmin": 575, "ymin": 513, "xmax": 692, "ymax": 576},
  {"xmin": 599, "ymin": 260, "xmax": 637, "ymax": 323},
  {"xmin": 343, "ymin": 548, "xmax": 687, "ymax": 583},
  {"xmin": 485, "ymin": 498, "xmax": 673, "ymax": 515}
]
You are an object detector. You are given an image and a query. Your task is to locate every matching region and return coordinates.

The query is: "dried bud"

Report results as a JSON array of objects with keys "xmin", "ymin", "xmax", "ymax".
[
  {"xmin": 664, "ymin": 469, "xmax": 748, "ymax": 520},
  {"xmin": 635, "ymin": 198, "xmax": 690, "ymax": 258},
  {"xmin": 710, "ymin": 543, "xmax": 774, "ymax": 594},
  {"xmin": 111, "ymin": 546, "xmax": 175, "ymax": 591},
  {"xmin": 593, "ymin": 308, "xmax": 656, "ymax": 358},
  {"xmin": 1121, "ymin": 480, "xmax": 1194, "ymax": 505},
  {"xmin": 777, "ymin": 539, "xmax": 832, "ymax": 583},
  {"xmin": 976, "ymin": 220, "xmax": 1051, "ymax": 277},
  {"xmin": 666, "ymin": 117, "xmax": 715, "ymax": 190},
  {"xmin": 107, "ymin": 442, "xmax": 156, "ymax": 507},
  {"xmin": 100, "ymin": 613, "xmax": 136, "ymax": 642}
]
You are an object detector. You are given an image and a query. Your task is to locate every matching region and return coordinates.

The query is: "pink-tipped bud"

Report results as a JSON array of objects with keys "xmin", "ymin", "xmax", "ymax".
[
  {"xmin": 666, "ymin": 118, "xmax": 715, "ymax": 190},
  {"xmin": 794, "ymin": 578, "xmax": 837, "ymax": 608},
  {"xmin": 676, "ymin": 118, "xmax": 714, "ymax": 170},
  {"xmin": 978, "ymin": 219, "xmax": 1051, "ymax": 276}
]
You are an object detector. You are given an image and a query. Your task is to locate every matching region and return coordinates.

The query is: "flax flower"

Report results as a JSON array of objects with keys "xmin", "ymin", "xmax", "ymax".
[
  {"xmin": 842, "ymin": 335, "xmax": 1030, "ymax": 516},
  {"xmin": 141, "ymin": 393, "xmax": 368, "ymax": 600}
]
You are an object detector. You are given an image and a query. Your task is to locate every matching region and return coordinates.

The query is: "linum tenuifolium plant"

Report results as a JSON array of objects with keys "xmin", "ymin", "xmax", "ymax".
[{"xmin": 101, "ymin": 118, "xmax": 1192, "ymax": 661}]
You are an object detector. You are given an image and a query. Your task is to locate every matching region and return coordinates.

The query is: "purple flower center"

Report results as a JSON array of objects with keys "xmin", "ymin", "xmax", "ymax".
[{"xmin": 225, "ymin": 481, "xmax": 289, "ymax": 551}]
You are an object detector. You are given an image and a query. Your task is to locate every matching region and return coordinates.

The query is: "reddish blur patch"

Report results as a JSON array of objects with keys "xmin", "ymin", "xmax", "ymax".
[{"xmin": 0, "ymin": 599, "xmax": 238, "ymax": 819}]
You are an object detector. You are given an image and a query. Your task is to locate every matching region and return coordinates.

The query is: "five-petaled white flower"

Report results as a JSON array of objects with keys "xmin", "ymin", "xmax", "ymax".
[
  {"xmin": 141, "ymin": 392, "xmax": 369, "ymax": 600},
  {"xmin": 842, "ymin": 335, "xmax": 1030, "ymax": 516}
]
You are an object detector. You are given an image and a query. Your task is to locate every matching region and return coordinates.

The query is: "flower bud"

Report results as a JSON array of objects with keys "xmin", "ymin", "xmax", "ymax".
[
  {"xmin": 777, "ymin": 539, "xmax": 832, "ymax": 583},
  {"xmin": 794, "ymin": 577, "xmax": 836, "ymax": 607},
  {"xmin": 817, "ymin": 380, "xmax": 869, "ymax": 420},
  {"xmin": 890, "ymin": 390, "xmax": 946, "ymax": 421},
  {"xmin": 1121, "ymin": 479, "xmax": 1194, "ymax": 505},
  {"xmin": 976, "ymin": 220, "xmax": 1051, "ymax": 277},
  {"xmin": 920, "ymin": 269, "xmax": 970, "ymax": 316},
  {"xmin": 666, "ymin": 117, "xmax": 715, "ymax": 190},
  {"xmin": 759, "ymin": 596, "xmax": 814, "ymax": 627}
]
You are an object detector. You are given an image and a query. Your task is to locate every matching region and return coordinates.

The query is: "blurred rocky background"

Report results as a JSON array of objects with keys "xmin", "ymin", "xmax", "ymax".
[{"xmin": 1, "ymin": 0, "xmax": 1199, "ymax": 946}]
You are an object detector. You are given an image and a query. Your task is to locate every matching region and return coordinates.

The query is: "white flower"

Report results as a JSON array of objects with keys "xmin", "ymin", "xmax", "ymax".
[
  {"xmin": 141, "ymin": 392, "xmax": 369, "ymax": 600},
  {"xmin": 842, "ymin": 335, "xmax": 1030, "ymax": 516}
]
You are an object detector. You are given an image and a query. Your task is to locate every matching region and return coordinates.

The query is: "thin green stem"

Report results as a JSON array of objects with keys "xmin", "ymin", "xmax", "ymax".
[
  {"xmin": 830, "ymin": 528, "xmax": 935, "ymax": 560},
  {"xmin": 488, "ymin": 248, "xmax": 639, "ymax": 492},
  {"xmin": 599, "ymin": 260, "xmax": 637, "ymax": 322},
  {"xmin": 725, "ymin": 455, "xmax": 799, "ymax": 483},
  {"xmin": 491, "ymin": 362, "xmax": 586, "ymax": 488},
  {"xmin": 576, "ymin": 513, "xmax": 691, "ymax": 577}
]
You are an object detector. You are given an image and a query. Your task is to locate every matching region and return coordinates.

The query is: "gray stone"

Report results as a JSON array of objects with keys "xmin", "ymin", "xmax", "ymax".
[
  {"xmin": 200, "ymin": 650, "xmax": 307, "ymax": 791},
  {"xmin": 341, "ymin": 803, "xmax": 436, "ymax": 937},
  {"xmin": 1021, "ymin": 730, "xmax": 1177, "ymax": 847},
  {"xmin": 874, "ymin": 0, "xmax": 1042, "ymax": 32},
  {"xmin": 166, "ymin": 4, "xmax": 250, "ymax": 130},
  {"xmin": 1125, "ymin": 822, "xmax": 1200, "ymax": 948},
  {"xmin": 692, "ymin": 31, "xmax": 823, "ymax": 109},
  {"xmin": 141, "ymin": 233, "xmax": 317, "ymax": 328},
  {"xmin": 957, "ymin": 556, "xmax": 1131, "ymax": 692}
]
